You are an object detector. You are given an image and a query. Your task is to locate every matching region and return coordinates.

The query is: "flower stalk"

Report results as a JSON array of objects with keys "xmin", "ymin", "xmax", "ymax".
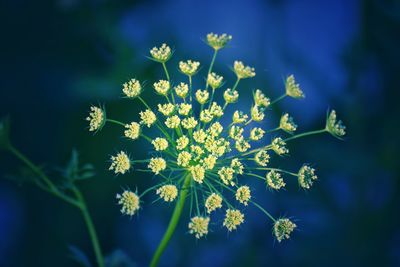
[
  {"xmin": 5, "ymin": 144, "xmax": 104, "ymax": 267},
  {"xmin": 150, "ymin": 173, "xmax": 191, "ymax": 267}
]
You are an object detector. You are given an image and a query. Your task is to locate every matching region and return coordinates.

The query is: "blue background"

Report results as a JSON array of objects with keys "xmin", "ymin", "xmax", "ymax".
[{"xmin": 0, "ymin": 0, "xmax": 399, "ymax": 266}]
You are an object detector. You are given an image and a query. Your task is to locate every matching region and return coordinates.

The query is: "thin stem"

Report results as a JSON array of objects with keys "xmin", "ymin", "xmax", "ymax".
[
  {"xmin": 162, "ymin": 62, "xmax": 170, "ymax": 81},
  {"xmin": 7, "ymin": 145, "xmax": 103, "ymax": 267},
  {"xmin": 150, "ymin": 174, "xmax": 191, "ymax": 267},
  {"xmin": 107, "ymin": 119, "xmax": 125, "ymax": 127},
  {"xmin": 189, "ymin": 75, "xmax": 193, "ymax": 103},
  {"xmin": 232, "ymin": 77, "xmax": 240, "ymax": 91},
  {"xmin": 205, "ymin": 49, "xmax": 218, "ymax": 90},
  {"xmin": 251, "ymin": 201, "xmax": 276, "ymax": 222},
  {"xmin": 250, "ymin": 168, "xmax": 298, "ymax": 176},
  {"xmin": 284, "ymin": 128, "xmax": 327, "ymax": 142},
  {"xmin": 73, "ymin": 188, "xmax": 104, "ymax": 267},
  {"xmin": 7, "ymin": 145, "xmax": 79, "ymax": 207},
  {"xmin": 270, "ymin": 94, "xmax": 286, "ymax": 106}
]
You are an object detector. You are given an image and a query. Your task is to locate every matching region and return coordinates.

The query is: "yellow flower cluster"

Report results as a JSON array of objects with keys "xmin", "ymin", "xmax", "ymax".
[
  {"xmin": 87, "ymin": 32, "xmax": 346, "ymax": 243},
  {"xmin": 179, "ymin": 60, "xmax": 200, "ymax": 76},
  {"xmin": 123, "ymin": 79, "xmax": 142, "ymax": 98},
  {"xmin": 156, "ymin": 185, "xmax": 178, "ymax": 202},
  {"xmin": 116, "ymin": 190, "xmax": 140, "ymax": 216},
  {"xmin": 86, "ymin": 106, "xmax": 105, "ymax": 132},
  {"xmin": 109, "ymin": 151, "xmax": 130, "ymax": 174},
  {"xmin": 188, "ymin": 216, "xmax": 210, "ymax": 238}
]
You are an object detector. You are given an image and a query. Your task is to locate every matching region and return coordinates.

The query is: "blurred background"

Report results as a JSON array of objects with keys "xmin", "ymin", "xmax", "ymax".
[{"xmin": 0, "ymin": 0, "xmax": 399, "ymax": 266}]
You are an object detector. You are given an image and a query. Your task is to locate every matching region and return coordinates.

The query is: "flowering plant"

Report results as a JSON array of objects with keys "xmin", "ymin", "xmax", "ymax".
[{"xmin": 86, "ymin": 33, "xmax": 346, "ymax": 266}]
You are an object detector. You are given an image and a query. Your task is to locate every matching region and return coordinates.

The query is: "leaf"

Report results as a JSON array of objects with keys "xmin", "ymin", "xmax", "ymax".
[
  {"xmin": 105, "ymin": 250, "xmax": 136, "ymax": 267},
  {"xmin": 68, "ymin": 245, "xmax": 93, "ymax": 267},
  {"xmin": 63, "ymin": 150, "xmax": 95, "ymax": 183}
]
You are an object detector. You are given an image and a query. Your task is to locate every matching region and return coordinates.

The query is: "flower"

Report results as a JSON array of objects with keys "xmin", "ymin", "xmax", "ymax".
[
  {"xmin": 298, "ymin": 165, "xmax": 317, "ymax": 189},
  {"xmin": 250, "ymin": 127, "xmax": 265, "ymax": 141},
  {"xmin": 86, "ymin": 106, "xmax": 105, "ymax": 132},
  {"xmin": 176, "ymin": 136, "xmax": 189, "ymax": 150},
  {"xmin": 233, "ymin": 61, "xmax": 255, "ymax": 79},
  {"xmin": 116, "ymin": 190, "xmax": 140, "ymax": 216},
  {"xmin": 177, "ymin": 151, "xmax": 192, "ymax": 167},
  {"xmin": 224, "ymin": 88, "xmax": 239, "ymax": 103},
  {"xmin": 207, "ymin": 72, "xmax": 223, "ymax": 89},
  {"xmin": 205, "ymin": 193, "xmax": 223, "ymax": 213},
  {"xmin": 193, "ymin": 129, "xmax": 207, "ymax": 143},
  {"xmin": 123, "ymin": 79, "xmax": 142, "ymax": 98},
  {"xmin": 179, "ymin": 60, "xmax": 200, "ymax": 76},
  {"xmin": 266, "ymin": 170, "xmax": 285, "ymax": 190},
  {"xmin": 202, "ymin": 155, "xmax": 217, "ymax": 170},
  {"xmin": 148, "ymin": 157, "xmax": 166, "ymax": 175},
  {"xmin": 273, "ymin": 218, "xmax": 296, "ymax": 242},
  {"xmin": 229, "ymin": 125, "xmax": 244, "ymax": 140},
  {"xmin": 255, "ymin": 150, "xmax": 270, "ymax": 166},
  {"xmin": 251, "ymin": 105, "xmax": 265, "ymax": 122},
  {"xmin": 231, "ymin": 158, "xmax": 244, "ymax": 174},
  {"xmin": 152, "ymin": 137, "xmax": 169, "ymax": 151},
  {"xmin": 326, "ymin": 110, "xmax": 346, "ymax": 138},
  {"xmin": 189, "ymin": 216, "xmax": 210, "ymax": 238},
  {"xmin": 254, "ymin": 89, "xmax": 270, "ymax": 107},
  {"xmin": 174, "ymin": 82, "xmax": 189, "ymax": 98},
  {"xmin": 87, "ymin": 33, "xmax": 345, "ymax": 242},
  {"xmin": 181, "ymin": 117, "xmax": 198, "ymax": 129},
  {"xmin": 285, "ymin": 75, "xmax": 304, "ymax": 99},
  {"xmin": 218, "ymin": 167, "xmax": 235, "ymax": 185},
  {"xmin": 195, "ymin": 89, "xmax": 210, "ymax": 104},
  {"xmin": 223, "ymin": 209, "xmax": 244, "ymax": 231},
  {"xmin": 178, "ymin": 103, "xmax": 192, "ymax": 116},
  {"xmin": 190, "ymin": 164, "xmax": 205, "ymax": 183},
  {"xmin": 232, "ymin": 111, "xmax": 248, "ymax": 124},
  {"xmin": 153, "ymin": 80, "xmax": 170, "ymax": 95},
  {"xmin": 150, "ymin": 43, "xmax": 172, "ymax": 62},
  {"xmin": 158, "ymin": 103, "xmax": 175, "ymax": 116},
  {"xmin": 109, "ymin": 151, "xmax": 130, "ymax": 174},
  {"xmin": 210, "ymin": 102, "xmax": 224, "ymax": 117},
  {"xmin": 124, "ymin": 122, "xmax": 141, "ymax": 140},
  {"xmin": 140, "ymin": 109, "xmax": 157, "ymax": 127},
  {"xmin": 200, "ymin": 109, "xmax": 213, "ymax": 123},
  {"xmin": 271, "ymin": 137, "xmax": 289, "ymax": 155},
  {"xmin": 206, "ymin": 33, "xmax": 232, "ymax": 50},
  {"xmin": 165, "ymin": 115, "xmax": 181, "ymax": 129},
  {"xmin": 235, "ymin": 137, "xmax": 251, "ymax": 153},
  {"xmin": 280, "ymin": 113, "xmax": 297, "ymax": 133},
  {"xmin": 236, "ymin": 186, "xmax": 251, "ymax": 206},
  {"xmin": 156, "ymin": 185, "xmax": 178, "ymax": 202}
]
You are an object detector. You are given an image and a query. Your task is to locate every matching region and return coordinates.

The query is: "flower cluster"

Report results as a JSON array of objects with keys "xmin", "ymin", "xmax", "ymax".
[{"xmin": 86, "ymin": 33, "xmax": 346, "ymax": 242}]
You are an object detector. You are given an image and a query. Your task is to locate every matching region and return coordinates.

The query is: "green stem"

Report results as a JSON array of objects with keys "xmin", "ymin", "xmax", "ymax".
[
  {"xmin": 7, "ymin": 145, "xmax": 104, "ymax": 267},
  {"xmin": 232, "ymin": 77, "xmax": 240, "ymax": 91},
  {"xmin": 205, "ymin": 50, "xmax": 218, "ymax": 90},
  {"xmin": 107, "ymin": 119, "xmax": 125, "ymax": 127},
  {"xmin": 150, "ymin": 174, "xmax": 191, "ymax": 267},
  {"xmin": 8, "ymin": 145, "xmax": 79, "ymax": 206},
  {"xmin": 284, "ymin": 128, "xmax": 326, "ymax": 142},
  {"xmin": 162, "ymin": 62, "xmax": 170, "ymax": 81},
  {"xmin": 270, "ymin": 94, "xmax": 286, "ymax": 105},
  {"xmin": 73, "ymin": 188, "xmax": 105, "ymax": 267}
]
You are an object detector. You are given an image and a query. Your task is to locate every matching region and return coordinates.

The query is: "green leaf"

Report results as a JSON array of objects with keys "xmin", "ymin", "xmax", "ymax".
[{"xmin": 63, "ymin": 150, "xmax": 95, "ymax": 183}]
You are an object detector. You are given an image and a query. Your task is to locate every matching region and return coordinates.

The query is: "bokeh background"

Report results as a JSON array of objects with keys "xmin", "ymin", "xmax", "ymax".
[{"xmin": 1, "ymin": 0, "xmax": 399, "ymax": 266}]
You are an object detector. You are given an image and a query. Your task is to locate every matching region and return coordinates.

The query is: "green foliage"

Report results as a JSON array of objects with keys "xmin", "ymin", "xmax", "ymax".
[{"xmin": 62, "ymin": 149, "xmax": 95, "ymax": 188}]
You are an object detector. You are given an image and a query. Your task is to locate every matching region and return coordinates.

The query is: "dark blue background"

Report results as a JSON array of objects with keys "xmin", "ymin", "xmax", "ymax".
[{"xmin": 1, "ymin": 0, "xmax": 399, "ymax": 266}]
